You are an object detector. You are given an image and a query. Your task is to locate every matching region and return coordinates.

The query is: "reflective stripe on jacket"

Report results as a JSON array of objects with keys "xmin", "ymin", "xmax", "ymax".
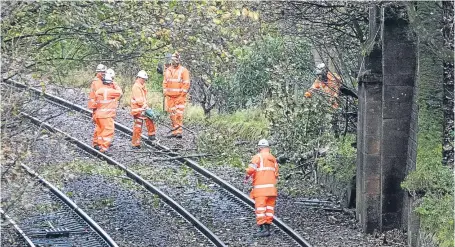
[
  {"xmin": 163, "ymin": 65, "xmax": 190, "ymax": 97},
  {"xmin": 88, "ymin": 76, "xmax": 104, "ymax": 110},
  {"xmin": 130, "ymin": 79, "xmax": 148, "ymax": 116},
  {"xmin": 94, "ymin": 83, "xmax": 122, "ymax": 118},
  {"xmin": 246, "ymin": 149, "xmax": 279, "ymax": 198}
]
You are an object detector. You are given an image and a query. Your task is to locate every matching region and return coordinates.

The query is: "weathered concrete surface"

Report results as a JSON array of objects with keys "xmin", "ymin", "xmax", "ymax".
[{"xmin": 356, "ymin": 3, "xmax": 418, "ymax": 234}]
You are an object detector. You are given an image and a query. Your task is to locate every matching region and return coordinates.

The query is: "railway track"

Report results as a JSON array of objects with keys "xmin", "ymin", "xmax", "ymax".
[
  {"xmin": 3, "ymin": 79, "xmax": 312, "ymax": 247},
  {"xmin": 2, "ymin": 117, "xmax": 218, "ymax": 247},
  {"xmin": 1, "ymin": 164, "xmax": 117, "ymax": 247},
  {"xmin": 19, "ymin": 111, "xmax": 224, "ymax": 247},
  {"xmin": 1, "ymin": 209, "xmax": 35, "ymax": 247}
]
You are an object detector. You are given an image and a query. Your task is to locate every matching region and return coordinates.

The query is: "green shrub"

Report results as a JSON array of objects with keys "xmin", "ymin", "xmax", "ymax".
[
  {"xmin": 415, "ymin": 193, "xmax": 454, "ymax": 247},
  {"xmin": 218, "ymin": 35, "xmax": 314, "ymax": 113},
  {"xmin": 401, "ymin": 63, "xmax": 453, "ymax": 246},
  {"xmin": 402, "ymin": 132, "xmax": 453, "ymax": 247},
  {"xmin": 197, "ymin": 108, "xmax": 268, "ymax": 168},
  {"xmin": 317, "ymin": 134, "xmax": 356, "ymax": 184}
]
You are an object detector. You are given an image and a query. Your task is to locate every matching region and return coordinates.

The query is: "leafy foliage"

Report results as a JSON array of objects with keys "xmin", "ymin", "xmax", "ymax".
[
  {"xmin": 2, "ymin": 2, "xmax": 452, "ymax": 244},
  {"xmin": 402, "ymin": 129, "xmax": 454, "ymax": 247},
  {"xmin": 402, "ymin": 3, "xmax": 454, "ymax": 245},
  {"xmin": 414, "ymin": 193, "xmax": 454, "ymax": 247},
  {"xmin": 218, "ymin": 36, "xmax": 314, "ymax": 112},
  {"xmin": 317, "ymin": 134, "xmax": 356, "ymax": 184}
]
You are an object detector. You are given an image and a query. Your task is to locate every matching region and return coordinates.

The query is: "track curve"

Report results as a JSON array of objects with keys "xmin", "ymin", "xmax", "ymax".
[{"xmin": 4, "ymin": 79, "xmax": 312, "ymax": 247}]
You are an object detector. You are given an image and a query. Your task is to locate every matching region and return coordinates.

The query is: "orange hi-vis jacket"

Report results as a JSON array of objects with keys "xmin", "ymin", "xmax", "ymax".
[
  {"xmin": 88, "ymin": 75, "xmax": 104, "ymax": 110},
  {"xmin": 306, "ymin": 71, "xmax": 341, "ymax": 98},
  {"xmin": 163, "ymin": 65, "xmax": 190, "ymax": 97},
  {"xmin": 246, "ymin": 148, "xmax": 279, "ymax": 198},
  {"xmin": 130, "ymin": 79, "xmax": 149, "ymax": 116},
  {"xmin": 94, "ymin": 83, "xmax": 122, "ymax": 119}
]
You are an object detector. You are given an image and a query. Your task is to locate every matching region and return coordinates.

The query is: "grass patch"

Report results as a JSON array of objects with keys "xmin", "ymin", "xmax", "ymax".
[
  {"xmin": 129, "ymin": 164, "xmax": 192, "ymax": 187},
  {"xmin": 184, "ymin": 103, "xmax": 206, "ymax": 123},
  {"xmin": 38, "ymin": 160, "xmax": 142, "ymax": 192},
  {"xmin": 90, "ymin": 198, "xmax": 116, "ymax": 209},
  {"xmin": 41, "ymin": 160, "xmax": 123, "ymax": 179},
  {"xmin": 207, "ymin": 108, "xmax": 269, "ymax": 139},
  {"xmin": 35, "ymin": 201, "xmax": 62, "ymax": 214},
  {"xmin": 196, "ymin": 108, "xmax": 269, "ymax": 169}
]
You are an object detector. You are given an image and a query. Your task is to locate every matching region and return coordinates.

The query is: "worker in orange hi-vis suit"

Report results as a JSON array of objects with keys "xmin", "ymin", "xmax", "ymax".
[
  {"xmin": 162, "ymin": 52, "xmax": 190, "ymax": 139},
  {"xmin": 93, "ymin": 72, "xmax": 122, "ymax": 155},
  {"xmin": 245, "ymin": 139, "xmax": 279, "ymax": 237},
  {"xmin": 88, "ymin": 64, "xmax": 107, "ymax": 149},
  {"xmin": 304, "ymin": 63, "xmax": 342, "ymax": 109},
  {"xmin": 130, "ymin": 70, "xmax": 156, "ymax": 149}
]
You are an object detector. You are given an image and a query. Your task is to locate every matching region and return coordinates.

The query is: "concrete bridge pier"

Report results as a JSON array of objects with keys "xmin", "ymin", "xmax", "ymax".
[{"xmin": 356, "ymin": 3, "xmax": 417, "ymax": 233}]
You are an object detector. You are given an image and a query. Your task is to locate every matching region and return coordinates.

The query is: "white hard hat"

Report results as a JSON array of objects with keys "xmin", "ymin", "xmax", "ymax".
[
  {"xmin": 257, "ymin": 139, "xmax": 269, "ymax": 147},
  {"xmin": 171, "ymin": 52, "xmax": 181, "ymax": 64},
  {"xmin": 103, "ymin": 73, "xmax": 113, "ymax": 84},
  {"xmin": 164, "ymin": 53, "xmax": 173, "ymax": 65},
  {"xmin": 137, "ymin": 70, "xmax": 148, "ymax": 79},
  {"xmin": 96, "ymin": 64, "xmax": 107, "ymax": 72},
  {"xmin": 316, "ymin": 63, "xmax": 326, "ymax": 69},
  {"xmin": 315, "ymin": 63, "xmax": 326, "ymax": 75},
  {"xmin": 106, "ymin": 68, "xmax": 115, "ymax": 78}
]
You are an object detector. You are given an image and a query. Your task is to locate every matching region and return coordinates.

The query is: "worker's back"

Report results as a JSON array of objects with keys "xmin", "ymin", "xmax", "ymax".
[{"xmin": 250, "ymin": 150, "xmax": 279, "ymax": 198}]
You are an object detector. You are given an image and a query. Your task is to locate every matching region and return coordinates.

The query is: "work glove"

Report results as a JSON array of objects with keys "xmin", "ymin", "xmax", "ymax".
[
  {"xmin": 276, "ymin": 155, "xmax": 288, "ymax": 164},
  {"xmin": 243, "ymin": 175, "xmax": 250, "ymax": 185},
  {"xmin": 304, "ymin": 92, "xmax": 312, "ymax": 98},
  {"xmin": 91, "ymin": 110, "xmax": 96, "ymax": 123}
]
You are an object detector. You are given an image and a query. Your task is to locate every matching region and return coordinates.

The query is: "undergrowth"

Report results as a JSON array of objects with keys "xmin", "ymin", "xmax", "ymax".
[
  {"xmin": 401, "ymin": 62, "xmax": 454, "ymax": 247},
  {"xmin": 196, "ymin": 108, "xmax": 269, "ymax": 169},
  {"xmin": 402, "ymin": 130, "xmax": 454, "ymax": 247},
  {"xmin": 318, "ymin": 134, "xmax": 357, "ymax": 184}
]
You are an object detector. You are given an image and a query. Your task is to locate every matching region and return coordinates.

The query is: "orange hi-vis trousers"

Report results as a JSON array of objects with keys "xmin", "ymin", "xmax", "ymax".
[
  {"xmin": 254, "ymin": 196, "xmax": 276, "ymax": 225},
  {"xmin": 166, "ymin": 96, "xmax": 186, "ymax": 135},
  {"xmin": 132, "ymin": 117, "xmax": 156, "ymax": 147},
  {"xmin": 93, "ymin": 118, "xmax": 114, "ymax": 152},
  {"xmin": 92, "ymin": 119, "xmax": 100, "ymax": 147}
]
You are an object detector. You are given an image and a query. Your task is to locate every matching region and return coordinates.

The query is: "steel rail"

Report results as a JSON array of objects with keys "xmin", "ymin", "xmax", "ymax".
[
  {"xmin": 19, "ymin": 163, "xmax": 119, "ymax": 247},
  {"xmin": 0, "ymin": 209, "xmax": 36, "ymax": 247},
  {"xmin": 20, "ymin": 111, "xmax": 226, "ymax": 247},
  {"xmin": 6, "ymin": 79, "xmax": 312, "ymax": 247}
]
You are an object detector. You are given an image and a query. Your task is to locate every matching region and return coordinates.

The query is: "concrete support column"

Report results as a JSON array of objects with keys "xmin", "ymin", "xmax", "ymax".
[
  {"xmin": 356, "ymin": 5, "xmax": 383, "ymax": 233},
  {"xmin": 356, "ymin": 3, "xmax": 417, "ymax": 233},
  {"xmin": 381, "ymin": 4, "xmax": 417, "ymax": 231}
]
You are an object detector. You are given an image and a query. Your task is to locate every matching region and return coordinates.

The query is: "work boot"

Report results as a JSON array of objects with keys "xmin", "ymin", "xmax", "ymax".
[
  {"xmin": 131, "ymin": 145, "xmax": 141, "ymax": 150},
  {"xmin": 148, "ymin": 135, "xmax": 156, "ymax": 141},
  {"xmin": 175, "ymin": 134, "xmax": 182, "ymax": 139},
  {"xmin": 101, "ymin": 150, "xmax": 112, "ymax": 157},
  {"xmin": 93, "ymin": 145, "xmax": 100, "ymax": 150},
  {"xmin": 255, "ymin": 225, "xmax": 270, "ymax": 237},
  {"xmin": 166, "ymin": 134, "xmax": 176, "ymax": 139},
  {"xmin": 264, "ymin": 224, "xmax": 272, "ymax": 235}
]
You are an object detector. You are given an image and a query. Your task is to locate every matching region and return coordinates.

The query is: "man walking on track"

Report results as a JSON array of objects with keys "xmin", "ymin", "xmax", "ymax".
[
  {"xmin": 131, "ymin": 70, "xmax": 156, "ymax": 149},
  {"xmin": 162, "ymin": 52, "xmax": 190, "ymax": 139},
  {"xmin": 245, "ymin": 139, "xmax": 279, "ymax": 237},
  {"xmin": 93, "ymin": 70, "xmax": 122, "ymax": 155}
]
